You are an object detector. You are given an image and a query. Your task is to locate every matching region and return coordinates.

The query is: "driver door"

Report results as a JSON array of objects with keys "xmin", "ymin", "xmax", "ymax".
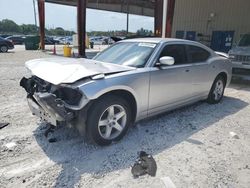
[{"xmin": 148, "ymin": 43, "xmax": 194, "ymax": 115}]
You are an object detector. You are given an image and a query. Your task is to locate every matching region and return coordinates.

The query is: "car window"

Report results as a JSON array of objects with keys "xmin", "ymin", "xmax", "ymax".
[
  {"xmin": 159, "ymin": 44, "xmax": 187, "ymax": 65},
  {"xmin": 94, "ymin": 42, "xmax": 156, "ymax": 68},
  {"xmin": 238, "ymin": 34, "xmax": 250, "ymax": 47},
  {"xmin": 187, "ymin": 45, "xmax": 210, "ymax": 63}
]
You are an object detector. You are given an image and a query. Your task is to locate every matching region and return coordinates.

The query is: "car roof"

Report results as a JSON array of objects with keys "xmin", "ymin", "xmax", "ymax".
[
  {"xmin": 119, "ymin": 37, "xmax": 216, "ymax": 55},
  {"xmin": 120, "ymin": 37, "xmax": 195, "ymax": 44}
]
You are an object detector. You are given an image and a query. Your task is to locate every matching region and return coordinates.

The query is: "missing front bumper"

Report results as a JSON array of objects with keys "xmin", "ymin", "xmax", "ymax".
[{"xmin": 27, "ymin": 93, "xmax": 74, "ymax": 126}]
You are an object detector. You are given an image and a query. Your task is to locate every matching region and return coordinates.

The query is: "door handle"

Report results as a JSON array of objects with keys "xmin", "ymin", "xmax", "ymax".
[{"xmin": 185, "ymin": 69, "xmax": 190, "ymax": 72}]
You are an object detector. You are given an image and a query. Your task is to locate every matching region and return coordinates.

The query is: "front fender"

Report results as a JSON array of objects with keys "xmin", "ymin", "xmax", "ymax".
[{"xmin": 76, "ymin": 70, "xmax": 150, "ymax": 121}]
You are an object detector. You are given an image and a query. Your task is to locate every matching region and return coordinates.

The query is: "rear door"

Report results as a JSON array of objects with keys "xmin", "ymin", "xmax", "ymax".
[
  {"xmin": 148, "ymin": 43, "xmax": 194, "ymax": 115},
  {"xmin": 186, "ymin": 45, "xmax": 213, "ymax": 96}
]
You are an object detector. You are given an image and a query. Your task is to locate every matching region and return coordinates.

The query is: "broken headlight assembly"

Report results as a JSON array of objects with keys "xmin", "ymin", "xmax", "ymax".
[{"xmin": 53, "ymin": 86, "xmax": 89, "ymax": 110}]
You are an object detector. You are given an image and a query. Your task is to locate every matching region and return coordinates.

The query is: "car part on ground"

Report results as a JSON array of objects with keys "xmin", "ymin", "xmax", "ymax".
[
  {"xmin": 131, "ymin": 151, "xmax": 157, "ymax": 178},
  {"xmin": 20, "ymin": 38, "xmax": 232, "ymax": 145}
]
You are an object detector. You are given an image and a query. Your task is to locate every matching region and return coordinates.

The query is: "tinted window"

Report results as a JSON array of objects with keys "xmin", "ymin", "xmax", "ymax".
[
  {"xmin": 159, "ymin": 44, "xmax": 187, "ymax": 65},
  {"xmin": 187, "ymin": 45, "xmax": 210, "ymax": 63}
]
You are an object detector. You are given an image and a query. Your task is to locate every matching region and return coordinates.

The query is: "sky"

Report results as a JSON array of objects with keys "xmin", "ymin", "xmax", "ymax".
[{"xmin": 0, "ymin": 0, "xmax": 154, "ymax": 32}]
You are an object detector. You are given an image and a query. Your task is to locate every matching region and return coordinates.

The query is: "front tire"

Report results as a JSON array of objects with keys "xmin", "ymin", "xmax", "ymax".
[
  {"xmin": 0, "ymin": 45, "xmax": 8, "ymax": 53},
  {"xmin": 207, "ymin": 75, "xmax": 226, "ymax": 104},
  {"xmin": 87, "ymin": 95, "xmax": 132, "ymax": 146}
]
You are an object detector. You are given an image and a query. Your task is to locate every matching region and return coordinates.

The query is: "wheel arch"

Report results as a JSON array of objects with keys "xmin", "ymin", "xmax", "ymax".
[
  {"xmin": 217, "ymin": 71, "xmax": 228, "ymax": 85},
  {"xmin": 92, "ymin": 89, "xmax": 138, "ymax": 123}
]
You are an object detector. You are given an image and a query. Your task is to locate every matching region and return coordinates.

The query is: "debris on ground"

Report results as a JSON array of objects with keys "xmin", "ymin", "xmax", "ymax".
[
  {"xmin": 48, "ymin": 138, "xmax": 57, "ymax": 143},
  {"xmin": 161, "ymin": 177, "xmax": 176, "ymax": 188},
  {"xmin": 44, "ymin": 124, "xmax": 56, "ymax": 137},
  {"xmin": 229, "ymin": 131, "xmax": 240, "ymax": 139},
  {"xmin": 0, "ymin": 122, "xmax": 9, "ymax": 129},
  {"xmin": 4, "ymin": 142, "xmax": 17, "ymax": 150},
  {"xmin": 131, "ymin": 151, "xmax": 157, "ymax": 178}
]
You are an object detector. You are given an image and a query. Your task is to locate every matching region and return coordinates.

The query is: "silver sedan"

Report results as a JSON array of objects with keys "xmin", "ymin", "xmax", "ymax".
[{"xmin": 20, "ymin": 38, "xmax": 232, "ymax": 145}]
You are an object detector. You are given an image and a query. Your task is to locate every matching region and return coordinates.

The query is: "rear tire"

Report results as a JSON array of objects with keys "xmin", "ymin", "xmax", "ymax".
[
  {"xmin": 86, "ymin": 95, "xmax": 132, "ymax": 146},
  {"xmin": 207, "ymin": 75, "xmax": 226, "ymax": 104},
  {"xmin": 0, "ymin": 45, "xmax": 8, "ymax": 53}
]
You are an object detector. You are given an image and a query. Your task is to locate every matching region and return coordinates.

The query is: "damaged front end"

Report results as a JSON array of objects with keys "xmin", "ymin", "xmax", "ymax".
[{"xmin": 20, "ymin": 76, "xmax": 89, "ymax": 126}]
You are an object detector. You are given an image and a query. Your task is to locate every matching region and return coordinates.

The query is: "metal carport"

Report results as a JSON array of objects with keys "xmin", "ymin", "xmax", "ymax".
[{"xmin": 37, "ymin": 0, "xmax": 175, "ymax": 57}]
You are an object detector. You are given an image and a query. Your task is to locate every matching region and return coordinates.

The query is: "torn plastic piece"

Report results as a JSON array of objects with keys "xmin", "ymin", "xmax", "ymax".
[
  {"xmin": 0, "ymin": 122, "xmax": 9, "ymax": 129},
  {"xmin": 230, "ymin": 131, "xmax": 240, "ymax": 139}
]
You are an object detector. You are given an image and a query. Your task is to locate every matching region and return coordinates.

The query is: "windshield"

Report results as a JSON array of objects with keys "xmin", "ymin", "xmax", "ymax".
[
  {"xmin": 93, "ymin": 42, "xmax": 156, "ymax": 68},
  {"xmin": 238, "ymin": 34, "xmax": 250, "ymax": 47}
]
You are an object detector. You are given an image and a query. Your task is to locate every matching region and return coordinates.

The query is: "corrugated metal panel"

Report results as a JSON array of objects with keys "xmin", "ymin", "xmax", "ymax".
[{"xmin": 172, "ymin": 0, "xmax": 250, "ymax": 44}]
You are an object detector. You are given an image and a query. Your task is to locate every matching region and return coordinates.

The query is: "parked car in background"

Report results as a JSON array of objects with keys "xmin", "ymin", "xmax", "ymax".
[
  {"xmin": 90, "ymin": 37, "xmax": 106, "ymax": 45},
  {"xmin": 20, "ymin": 38, "xmax": 232, "ymax": 146},
  {"xmin": 0, "ymin": 34, "xmax": 12, "ymax": 39},
  {"xmin": 5, "ymin": 36, "xmax": 25, "ymax": 45},
  {"xmin": 0, "ymin": 36, "xmax": 14, "ymax": 52},
  {"xmin": 229, "ymin": 33, "xmax": 250, "ymax": 77},
  {"xmin": 64, "ymin": 36, "xmax": 73, "ymax": 45},
  {"xmin": 46, "ymin": 36, "xmax": 60, "ymax": 44},
  {"xmin": 54, "ymin": 36, "xmax": 67, "ymax": 44},
  {"xmin": 44, "ymin": 37, "xmax": 56, "ymax": 45}
]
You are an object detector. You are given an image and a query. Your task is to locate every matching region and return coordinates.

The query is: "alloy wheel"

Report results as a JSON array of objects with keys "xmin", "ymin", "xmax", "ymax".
[
  {"xmin": 213, "ymin": 79, "xmax": 224, "ymax": 101},
  {"xmin": 98, "ymin": 104, "xmax": 127, "ymax": 140}
]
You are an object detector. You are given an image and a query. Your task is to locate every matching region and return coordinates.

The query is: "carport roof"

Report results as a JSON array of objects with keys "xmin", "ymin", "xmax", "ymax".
[{"xmin": 45, "ymin": 0, "xmax": 155, "ymax": 17}]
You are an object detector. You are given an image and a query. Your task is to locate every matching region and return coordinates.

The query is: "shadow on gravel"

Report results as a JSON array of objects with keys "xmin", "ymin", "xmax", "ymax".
[
  {"xmin": 34, "ymin": 96, "xmax": 248, "ymax": 187},
  {"xmin": 0, "ymin": 51, "xmax": 15, "ymax": 54}
]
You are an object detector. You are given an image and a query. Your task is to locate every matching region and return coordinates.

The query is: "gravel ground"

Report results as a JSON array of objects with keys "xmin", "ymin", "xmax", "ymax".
[{"xmin": 0, "ymin": 49, "xmax": 250, "ymax": 188}]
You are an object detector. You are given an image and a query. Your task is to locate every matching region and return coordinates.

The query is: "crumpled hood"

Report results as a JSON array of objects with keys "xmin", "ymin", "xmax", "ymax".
[
  {"xmin": 25, "ymin": 57, "xmax": 135, "ymax": 85},
  {"xmin": 229, "ymin": 46, "xmax": 250, "ymax": 56}
]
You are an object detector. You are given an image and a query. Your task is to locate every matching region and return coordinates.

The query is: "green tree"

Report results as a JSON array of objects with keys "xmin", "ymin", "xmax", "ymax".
[
  {"xmin": 20, "ymin": 24, "xmax": 38, "ymax": 35},
  {"xmin": 0, "ymin": 19, "xmax": 20, "ymax": 33}
]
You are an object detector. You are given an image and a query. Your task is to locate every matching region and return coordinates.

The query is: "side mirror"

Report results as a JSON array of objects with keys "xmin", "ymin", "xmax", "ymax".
[{"xmin": 158, "ymin": 56, "xmax": 175, "ymax": 66}]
